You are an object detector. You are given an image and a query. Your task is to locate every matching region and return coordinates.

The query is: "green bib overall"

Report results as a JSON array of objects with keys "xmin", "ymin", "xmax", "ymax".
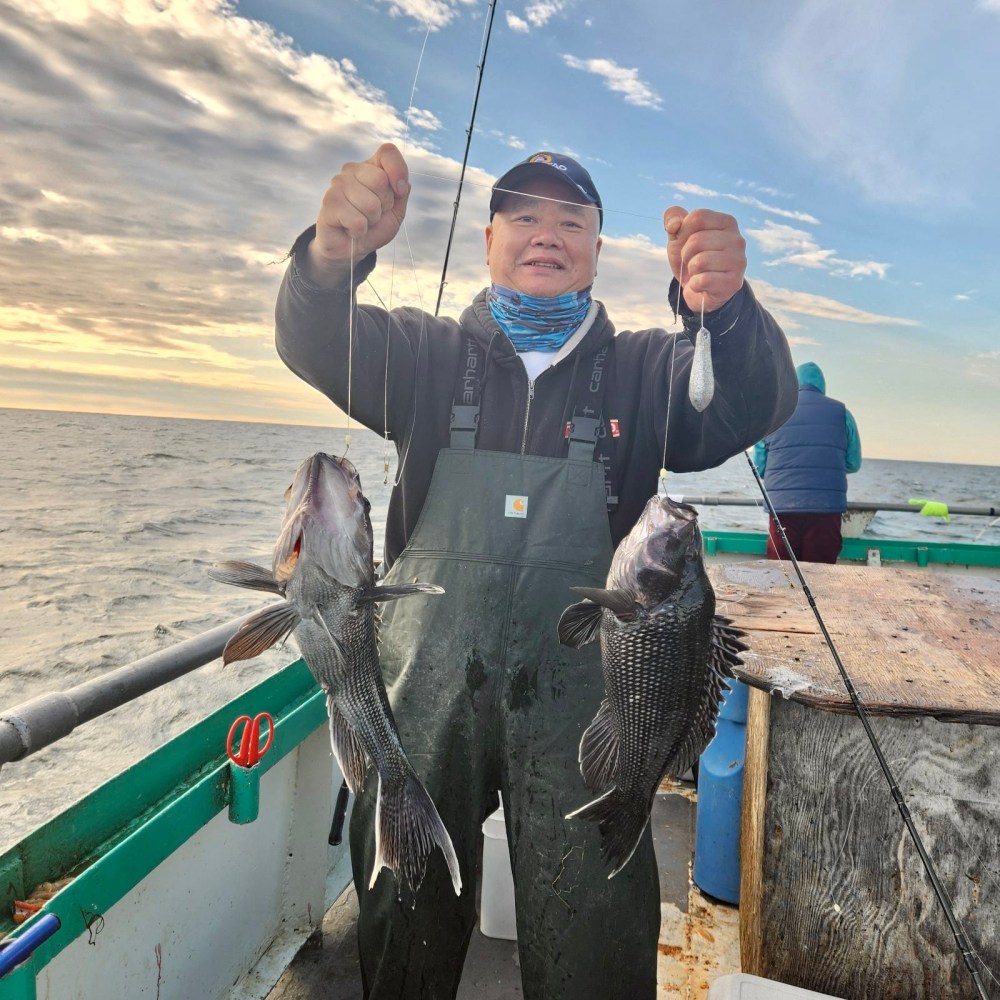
[{"xmin": 349, "ymin": 346, "xmax": 659, "ymax": 1000}]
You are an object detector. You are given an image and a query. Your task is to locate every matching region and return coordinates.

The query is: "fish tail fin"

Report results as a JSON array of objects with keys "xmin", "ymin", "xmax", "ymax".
[
  {"xmin": 369, "ymin": 768, "xmax": 462, "ymax": 897},
  {"xmin": 566, "ymin": 786, "xmax": 649, "ymax": 879}
]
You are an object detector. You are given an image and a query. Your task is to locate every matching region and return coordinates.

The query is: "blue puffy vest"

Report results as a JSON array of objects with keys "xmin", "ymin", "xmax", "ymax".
[{"xmin": 763, "ymin": 386, "xmax": 848, "ymax": 513}]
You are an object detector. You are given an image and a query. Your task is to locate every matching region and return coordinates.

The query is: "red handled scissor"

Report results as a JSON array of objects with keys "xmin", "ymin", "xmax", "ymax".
[{"xmin": 226, "ymin": 712, "xmax": 274, "ymax": 768}]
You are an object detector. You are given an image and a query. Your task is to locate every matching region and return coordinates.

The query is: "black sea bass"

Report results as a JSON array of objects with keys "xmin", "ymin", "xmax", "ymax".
[
  {"xmin": 209, "ymin": 453, "xmax": 461, "ymax": 896},
  {"xmin": 558, "ymin": 494, "xmax": 747, "ymax": 877}
]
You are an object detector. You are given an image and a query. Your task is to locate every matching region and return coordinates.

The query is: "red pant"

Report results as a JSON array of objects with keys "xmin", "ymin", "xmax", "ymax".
[{"xmin": 766, "ymin": 512, "xmax": 843, "ymax": 564}]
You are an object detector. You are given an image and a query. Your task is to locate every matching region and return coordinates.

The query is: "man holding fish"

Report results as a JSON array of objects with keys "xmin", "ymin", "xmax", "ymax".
[{"xmin": 274, "ymin": 142, "xmax": 796, "ymax": 999}]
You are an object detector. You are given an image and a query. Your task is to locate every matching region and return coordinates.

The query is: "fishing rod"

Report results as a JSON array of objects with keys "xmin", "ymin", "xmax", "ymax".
[
  {"xmin": 742, "ymin": 451, "xmax": 989, "ymax": 999},
  {"xmin": 434, "ymin": 0, "xmax": 498, "ymax": 317}
]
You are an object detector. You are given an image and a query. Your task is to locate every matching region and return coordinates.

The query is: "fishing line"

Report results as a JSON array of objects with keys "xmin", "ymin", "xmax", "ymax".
[
  {"xmin": 434, "ymin": 0, "xmax": 498, "ymax": 316},
  {"xmin": 344, "ymin": 237, "xmax": 355, "ymax": 455},
  {"xmin": 742, "ymin": 450, "xmax": 990, "ymax": 999},
  {"xmin": 371, "ymin": 0, "xmax": 497, "ymax": 488},
  {"xmin": 410, "ymin": 170, "xmax": 666, "ymax": 225},
  {"xmin": 379, "ymin": 21, "xmax": 432, "ymax": 485},
  {"xmin": 731, "ymin": 453, "xmax": 812, "ymax": 612},
  {"xmin": 658, "ymin": 218, "xmax": 691, "ymax": 489}
]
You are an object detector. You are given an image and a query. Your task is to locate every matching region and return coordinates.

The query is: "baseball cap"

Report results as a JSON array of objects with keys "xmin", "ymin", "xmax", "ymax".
[{"xmin": 490, "ymin": 152, "xmax": 603, "ymax": 230}]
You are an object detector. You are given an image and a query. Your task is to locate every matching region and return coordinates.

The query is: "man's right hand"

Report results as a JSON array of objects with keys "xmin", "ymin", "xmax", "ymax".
[{"xmin": 306, "ymin": 142, "xmax": 410, "ymax": 287}]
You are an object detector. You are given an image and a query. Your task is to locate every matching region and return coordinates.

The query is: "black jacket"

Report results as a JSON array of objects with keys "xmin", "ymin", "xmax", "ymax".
[{"xmin": 276, "ymin": 229, "xmax": 797, "ymax": 567}]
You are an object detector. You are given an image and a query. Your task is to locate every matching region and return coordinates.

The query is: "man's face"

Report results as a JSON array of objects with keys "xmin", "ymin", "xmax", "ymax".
[{"xmin": 485, "ymin": 176, "xmax": 601, "ymax": 297}]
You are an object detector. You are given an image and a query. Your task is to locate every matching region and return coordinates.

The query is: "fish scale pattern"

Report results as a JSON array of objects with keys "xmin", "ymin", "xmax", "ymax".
[{"xmin": 601, "ymin": 606, "xmax": 716, "ymax": 797}]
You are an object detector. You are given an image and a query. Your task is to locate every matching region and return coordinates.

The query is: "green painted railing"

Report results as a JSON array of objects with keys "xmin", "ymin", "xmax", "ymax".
[
  {"xmin": 0, "ymin": 659, "xmax": 326, "ymax": 986},
  {"xmin": 701, "ymin": 530, "xmax": 1000, "ymax": 568}
]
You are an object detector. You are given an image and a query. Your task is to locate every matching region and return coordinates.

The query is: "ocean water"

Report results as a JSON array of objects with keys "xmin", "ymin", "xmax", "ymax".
[{"xmin": 1, "ymin": 407, "xmax": 998, "ymax": 853}]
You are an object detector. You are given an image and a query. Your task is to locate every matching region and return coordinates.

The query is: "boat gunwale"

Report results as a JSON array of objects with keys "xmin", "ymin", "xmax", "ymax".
[{"xmin": 0, "ymin": 658, "xmax": 327, "ymax": 972}]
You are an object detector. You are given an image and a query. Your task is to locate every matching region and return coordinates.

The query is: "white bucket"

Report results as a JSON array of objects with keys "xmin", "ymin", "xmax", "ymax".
[
  {"xmin": 708, "ymin": 973, "xmax": 846, "ymax": 999},
  {"xmin": 480, "ymin": 801, "xmax": 517, "ymax": 940}
]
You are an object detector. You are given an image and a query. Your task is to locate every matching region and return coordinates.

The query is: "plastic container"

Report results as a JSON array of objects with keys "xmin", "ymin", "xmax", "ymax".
[
  {"xmin": 693, "ymin": 679, "xmax": 749, "ymax": 903},
  {"xmin": 708, "ymin": 972, "xmax": 846, "ymax": 999},
  {"xmin": 480, "ymin": 800, "xmax": 517, "ymax": 940}
]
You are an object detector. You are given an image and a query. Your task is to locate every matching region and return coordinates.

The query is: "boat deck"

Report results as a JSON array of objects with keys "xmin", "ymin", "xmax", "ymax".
[{"xmin": 267, "ymin": 781, "xmax": 739, "ymax": 999}]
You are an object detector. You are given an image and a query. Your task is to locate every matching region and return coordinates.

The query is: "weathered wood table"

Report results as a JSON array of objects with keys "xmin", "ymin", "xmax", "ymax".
[{"xmin": 708, "ymin": 561, "xmax": 1000, "ymax": 1000}]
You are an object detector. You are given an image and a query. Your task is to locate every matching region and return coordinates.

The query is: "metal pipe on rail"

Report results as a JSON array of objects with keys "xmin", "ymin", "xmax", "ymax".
[
  {"xmin": 671, "ymin": 496, "xmax": 999, "ymax": 517},
  {"xmin": 0, "ymin": 616, "xmax": 244, "ymax": 769}
]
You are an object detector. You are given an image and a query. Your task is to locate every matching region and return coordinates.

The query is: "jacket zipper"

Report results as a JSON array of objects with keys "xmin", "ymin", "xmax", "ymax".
[{"xmin": 520, "ymin": 379, "xmax": 535, "ymax": 454}]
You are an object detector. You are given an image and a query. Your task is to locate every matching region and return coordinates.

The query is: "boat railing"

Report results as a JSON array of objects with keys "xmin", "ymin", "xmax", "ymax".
[
  {"xmin": 0, "ymin": 616, "xmax": 245, "ymax": 770},
  {"xmin": 672, "ymin": 496, "xmax": 999, "ymax": 518}
]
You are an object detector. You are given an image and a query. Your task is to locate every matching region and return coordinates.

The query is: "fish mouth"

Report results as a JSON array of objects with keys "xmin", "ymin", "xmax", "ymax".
[
  {"xmin": 273, "ymin": 453, "xmax": 373, "ymax": 588},
  {"xmin": 609, "ymin": 494, "xmax": 703, "ymax": 604}
]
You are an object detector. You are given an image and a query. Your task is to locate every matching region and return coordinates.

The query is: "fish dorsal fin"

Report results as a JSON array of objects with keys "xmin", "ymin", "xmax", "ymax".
[
  {"xmin": 208, "ymin": 560, "xmax": 283, "ymax": 595},
  {"xmin": 357, "ymin": 581, "xmax": 446, "ymax": 604},
  {"xmin": 579, "ymin": 697, "xmax": 619, "ymax": 793},
  {"xmin": 557, "ymin": 600, "xmax": 604, "ymax": 648},
  {"xmin": 709, "ymin": 615, "xmax": 749, "ymax": 679},
  {"xmin": 666, "ymin": 615, "xmax": 749, "ymax": 779},
  {"xmin": 326, "ymin": 694, "xmax": 370, "ymax": 795},
  {"xmin": 222, "ymin": 602, "xmax": 300, "ymax": 665}
]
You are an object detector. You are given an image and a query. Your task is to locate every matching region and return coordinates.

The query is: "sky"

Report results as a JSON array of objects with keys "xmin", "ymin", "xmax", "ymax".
[{"xmin": 1, "ymin": 0, "xmax": 999, "ymax": 464}]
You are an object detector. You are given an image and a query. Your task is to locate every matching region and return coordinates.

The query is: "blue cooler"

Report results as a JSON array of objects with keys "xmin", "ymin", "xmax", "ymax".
[{"xmin": 693, "ymin": 679, "xmax": 748, "ymax": 903}]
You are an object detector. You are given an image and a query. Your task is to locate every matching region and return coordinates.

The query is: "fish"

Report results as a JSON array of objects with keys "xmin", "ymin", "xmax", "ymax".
[
  {"xmin": 557, "ymin": 494, "xmax": 747, "ymax": 877},
  {"xmin": 208, "ymin": 452, "xmax": 462, "ymax": 897}
]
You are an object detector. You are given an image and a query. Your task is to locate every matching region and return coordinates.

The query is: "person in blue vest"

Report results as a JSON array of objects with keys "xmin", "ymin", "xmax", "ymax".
[{"xmin": 753, "ymin": 361, "xmax": 862, "ymax": 563}]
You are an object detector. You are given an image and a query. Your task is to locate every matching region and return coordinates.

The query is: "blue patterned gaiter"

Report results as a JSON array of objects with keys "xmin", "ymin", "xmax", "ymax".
[{"xmin": 488, "ymin": 283, "xmax": 593, "ymax": 352}]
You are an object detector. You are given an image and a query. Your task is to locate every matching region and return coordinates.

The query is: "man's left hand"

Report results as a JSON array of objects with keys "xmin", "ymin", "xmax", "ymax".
[{"xmin": 664, "ymin": 206, "xmax": 746, "ymax": 313}]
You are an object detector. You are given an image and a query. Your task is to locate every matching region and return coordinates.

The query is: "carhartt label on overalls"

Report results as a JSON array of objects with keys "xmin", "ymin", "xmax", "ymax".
[{"xmin": 505, "ymin": 495, "xmax": 528, "ymax": 518}]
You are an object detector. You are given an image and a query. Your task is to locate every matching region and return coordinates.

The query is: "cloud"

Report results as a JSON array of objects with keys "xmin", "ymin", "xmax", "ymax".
[
  {"xmin": 561, "ymin": 55, "xmax": 662, "ymax": 110},
  {"xmin": 746, "ymin": 221, "xmax": 890, "ymax": 279},
  {"xmin": 485, "ymin": 129, "xmax": 526, "ymax": 150},
  {"xmin": 750, "ymin": 280, "xmax": 918, "ymax": 326},
  {"xmin": 966, "ymin": 350, "xmax": 1000, "ymax": 389},
  {"xmin": 380, "ymin": 0, "xmax": 476, "ymax": 30},
  {"xmin": 764, "ymin": 0, "xmax": 997, "ymax": 207},
  {"xmin": 406, "ymin": 106, "xmax": 443, "ymax": 131},
  {"xmin": 559, "ymin": 231, "xmax": 915, "ymax": 338},
  {"xmin": 0, "ymin": 0, "xmax": 467, "ymax": 422},
  {"xmin": 524, "ymin": 1, "xmax": 572, "ymax": 28},
  {"xmin": 669, "ymin": 182, "xmax": 819, "ymax": 225},
  {"xmin": 506, "ymin": 11, "xmax": 529, "ymax": 32}
]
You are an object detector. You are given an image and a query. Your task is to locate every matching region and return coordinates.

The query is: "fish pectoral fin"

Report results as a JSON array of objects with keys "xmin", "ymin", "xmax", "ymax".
[
  {"xmin": 208, "ymin": 560, "xmax": 283, "ymax": 595},
  {"xmin": 570, "ymin": 586, "xmax": 639, "ymax": 619},
  {"xmin": 309, "ymin": 610, "xmax": 351, "ymax": 664},
  {"xmin": 222, "ymin": 602, "xmax": 300, "ymax": 665},
  {"xmin": 557, "ymin": 600, "xmax": 604, "ymax": 648},
  {"xmin": 358, "ymin": 582, "xmax": 446, "ymax": 604},
  {"xmin": 326, "ymin": 694, "xmax": 370, "ymax": 795}
]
